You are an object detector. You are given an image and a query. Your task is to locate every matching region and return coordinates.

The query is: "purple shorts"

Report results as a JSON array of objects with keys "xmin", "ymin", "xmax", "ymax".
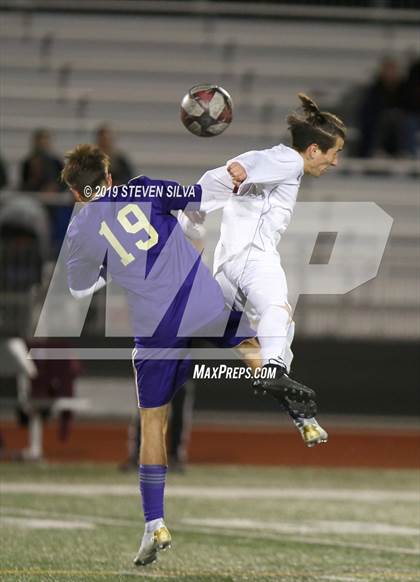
[{"xmin": 132, "ymin": 309, "xmax": 255, "ymax": 408}]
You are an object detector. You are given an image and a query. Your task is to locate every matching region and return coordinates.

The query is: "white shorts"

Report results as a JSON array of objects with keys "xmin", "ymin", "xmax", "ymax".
[{"xmin": 215, "ymin": 249, "xmax": 289, "ymax": 318}]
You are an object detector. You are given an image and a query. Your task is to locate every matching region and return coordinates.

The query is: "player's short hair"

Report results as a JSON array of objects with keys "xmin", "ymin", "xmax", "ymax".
[
  {"xmin": 62, "ymin": 144, "xmax": 110, "ymax": 201},
  {"xmin": 287, "ymin": 93, "xmax": 346, "ymax": 153}
]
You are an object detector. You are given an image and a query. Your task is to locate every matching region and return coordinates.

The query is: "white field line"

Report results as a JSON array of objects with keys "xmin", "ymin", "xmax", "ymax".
[
  {"xmin": 176, "ymin": 524, "xmax": 420, "ymax": 557},
  {"xmin": 182, "ymin": 517, "xmax": 419, "ymax": 537},
  {"xmin": 2, "ymin": 507, "xmax": 419, "ymax": 557},
  {"xmin": 1, "ymin": 506, "xmax": 136, "ymax": 528},
  {"xmin": 0, "ymin": 516, "xmax": 94, "ymax": 530},
  {"xmin": 1, "ymin": 483, "xmax": 419, "ymax": 503}
]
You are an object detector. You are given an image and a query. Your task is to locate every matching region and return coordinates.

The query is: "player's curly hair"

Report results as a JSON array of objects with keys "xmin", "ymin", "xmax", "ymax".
[
  {"xmin": 287, "ymin": 93, "xmax": 346, "ymax": 153},
  {"xmin": 62, "ymin": 144, "xmax": 110, "ymax": 201}
]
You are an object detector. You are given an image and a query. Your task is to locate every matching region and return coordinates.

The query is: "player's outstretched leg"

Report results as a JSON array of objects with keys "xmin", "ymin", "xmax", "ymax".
[{"xmin": 134, "ymin": 404, "xmax": 172, "ymax": 566}]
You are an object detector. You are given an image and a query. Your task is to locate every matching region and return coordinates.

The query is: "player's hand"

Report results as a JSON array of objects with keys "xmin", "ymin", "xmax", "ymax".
[
  {"xmin": 184, "ymin": 210, "xmax": 206, "ymax": 224},
  {"xmin": 227, "ymin": 162, "xmax": 247, "ymax": 193}
]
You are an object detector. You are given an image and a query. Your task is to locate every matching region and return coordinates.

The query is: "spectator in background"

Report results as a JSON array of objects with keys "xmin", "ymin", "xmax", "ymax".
[
  {"xmin": 19, "ymin": 129, "xmax": 73, "ymax": 255},
  {"xmin": 95, "ymin": 125, "xmax": 132, "ymax": 185},
  {"xmin": 400, "ymin": 58, "xmax": 420, "ymax": 157},
  {"xmin": 357, "ymin": 57, "xmax": 405, "ymax": 158},
  {"xmin": 20, "ymin": 129, "xmax": 64, "ymax": 193},
  {"xmin": 0, "ymin": 156, "xmax": 8, "ymax": 190}
]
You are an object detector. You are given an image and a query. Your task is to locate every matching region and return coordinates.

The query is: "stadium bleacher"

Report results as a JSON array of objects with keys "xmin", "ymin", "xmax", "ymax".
[
  {"xmin": 2, "ymin": 11, "xmax": 419, "ymax": 179},
  {"xmin": 1, "ymin": 9, "xmax": 419, "ymax": 342}
]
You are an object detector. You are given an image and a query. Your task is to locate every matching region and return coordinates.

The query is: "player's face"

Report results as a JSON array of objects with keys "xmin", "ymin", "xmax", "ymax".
[{"xmin": 307, "ymin": 137, "xmax": 344, "ymax": 177}]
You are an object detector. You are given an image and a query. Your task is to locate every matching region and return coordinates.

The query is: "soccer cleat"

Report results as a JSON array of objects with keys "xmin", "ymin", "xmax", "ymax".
[
  {"xmin": 133, "ymin": 525, "xmax": 172, "ymax": 566},
  {"xmin": 293, "ymin": 417, "xmax": 328, "ymax": 448},
  {"xmin": 252, "ymin": 363, "xmax": 317, "ymax": 418}
]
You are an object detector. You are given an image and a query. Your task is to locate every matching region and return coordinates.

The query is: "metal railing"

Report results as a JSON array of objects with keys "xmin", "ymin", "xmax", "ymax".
[{"xmin": 1, "ymin": 1, "xmax": 419, "ymax": 24}]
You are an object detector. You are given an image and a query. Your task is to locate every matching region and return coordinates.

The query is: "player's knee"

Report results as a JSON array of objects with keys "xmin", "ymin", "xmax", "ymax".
[
  {"xmin": 277, "ymin": 302, "xmax": 292, "ymax": 319},
  {"xmin": 140, "ymin": 405, "xmax": 168, "ymax": 437}
]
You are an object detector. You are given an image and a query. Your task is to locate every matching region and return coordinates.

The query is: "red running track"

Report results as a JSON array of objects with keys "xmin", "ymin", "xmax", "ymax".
[{"xmin": 0, "ymin": 421, "xmax": 419, "ymax": 468}]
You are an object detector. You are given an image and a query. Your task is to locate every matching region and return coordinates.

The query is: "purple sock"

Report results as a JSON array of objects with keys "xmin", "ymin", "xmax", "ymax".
[{"xmin": 139, "ymin": 464, "xmax": 167, "ymax": 522}]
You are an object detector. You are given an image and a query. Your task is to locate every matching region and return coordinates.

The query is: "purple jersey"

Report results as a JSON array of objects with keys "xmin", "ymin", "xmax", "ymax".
[{"xmin": 66, "ymin": 175, "xmax": 226, "ymax": 341}]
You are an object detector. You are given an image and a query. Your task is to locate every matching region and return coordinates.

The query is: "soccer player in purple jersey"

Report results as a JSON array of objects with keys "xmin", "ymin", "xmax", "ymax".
[{"xmin": 62, "ymin": 145, "xmax": 316, "ymax": 566}]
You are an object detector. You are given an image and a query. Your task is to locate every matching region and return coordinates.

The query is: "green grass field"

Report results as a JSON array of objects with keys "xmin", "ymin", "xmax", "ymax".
[{"xmin": 0, "ymin": 463, "xmax": 419, "ymax": 581}]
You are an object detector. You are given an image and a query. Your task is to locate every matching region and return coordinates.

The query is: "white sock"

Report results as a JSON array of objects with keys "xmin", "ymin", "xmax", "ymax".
[
  {"xmin": 258, "ymin": 305, "xmax": 291, "ymax": 366},
  {"xmin": 145, "ymin": 517, "xmax": 165, "ymax": 534}
]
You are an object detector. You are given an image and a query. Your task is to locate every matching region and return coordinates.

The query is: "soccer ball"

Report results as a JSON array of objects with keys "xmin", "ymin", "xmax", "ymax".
[{"xmin": 180, "ymin": 84, "xmax": 233, "ymax": 137}]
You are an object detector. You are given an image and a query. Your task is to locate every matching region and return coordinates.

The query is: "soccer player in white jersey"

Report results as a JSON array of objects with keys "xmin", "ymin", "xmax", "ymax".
[{"xmin": 181, "ymin": 94, "xmax": 346, "ymax": 446}]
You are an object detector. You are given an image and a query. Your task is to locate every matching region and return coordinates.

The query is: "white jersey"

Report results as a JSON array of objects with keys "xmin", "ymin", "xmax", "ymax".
[{"xmin": 193, "ymin": 144, "xmax": 304, "ymax": 274}]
